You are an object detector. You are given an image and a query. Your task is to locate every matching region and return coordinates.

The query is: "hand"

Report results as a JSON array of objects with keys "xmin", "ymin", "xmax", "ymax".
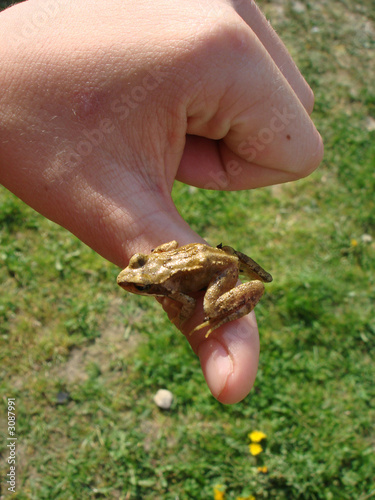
[{"xmin": 0, "ymin": 0, "xmax": 323, "ymax": 403}]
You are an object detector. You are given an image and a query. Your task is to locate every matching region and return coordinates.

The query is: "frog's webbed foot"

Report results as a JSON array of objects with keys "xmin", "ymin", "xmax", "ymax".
[
  {"xmin": 189, "ymin": 280, "xmax": 265, "ymax": 337},
  {"xmin": 165, "ymin": 291, "xmax": 196, "ymax": 328}
]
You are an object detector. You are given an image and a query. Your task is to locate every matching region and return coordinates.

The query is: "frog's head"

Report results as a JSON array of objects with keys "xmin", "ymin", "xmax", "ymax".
[
  {"xmin": 117, "ymin": 252, "xmax": 158, "ymax": 295},
  {"xmin": 117, "ymin": 253, "xmax": 148, "ymax": 289}
]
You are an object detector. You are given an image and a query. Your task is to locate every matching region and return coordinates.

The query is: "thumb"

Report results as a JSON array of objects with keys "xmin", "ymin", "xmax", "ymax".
[
  {"xmin": 118, "ymin": 208, "xmax": 261, "ymax": 404},
  {"xmin": 163, "ymin": 294, "xmax": 260, "ymax": 405}
]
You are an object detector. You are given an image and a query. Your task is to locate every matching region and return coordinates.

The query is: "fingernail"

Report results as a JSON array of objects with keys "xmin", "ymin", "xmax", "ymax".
[{"xmin": 202, "ymin": 339, "xmax": 233, "ymax": 398}]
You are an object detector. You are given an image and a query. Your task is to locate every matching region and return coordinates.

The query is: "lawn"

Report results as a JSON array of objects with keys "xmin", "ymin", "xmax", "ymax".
[{"xmin": 1, "ymin": 0, "xmax": 374, "ymax": 499}]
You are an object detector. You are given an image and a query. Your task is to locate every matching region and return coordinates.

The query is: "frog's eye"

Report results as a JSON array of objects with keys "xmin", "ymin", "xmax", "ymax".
[
  {"xmin": 134, "ymin": 284, "xmax": 151, "ymax": 292},
  {"xmin": 129, "ymin": 254, "xmax": 147, "ymax": 268}
]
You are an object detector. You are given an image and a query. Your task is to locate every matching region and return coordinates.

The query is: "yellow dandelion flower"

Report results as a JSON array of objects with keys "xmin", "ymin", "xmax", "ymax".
[
  {"xmin": 248, "ymin": 430, "xmax": 267, "ymax": 443},
  {"xmin": 351, "ymin": 239, "xmax": 358, "ymax": 247},
  {"xmin": 236, "ymin": 496, "xmax": 256, "ymax": 500},
  {"xmin": 213, "ymin": 485, "xmax": 225, "ymax": 500},
  {"xmin": 257, "ymin": 466, "xmax": 268, "ymax": 474},
  {"xmin": 249, "ymin": 443, "xmax": 263, "ymax": 456}
]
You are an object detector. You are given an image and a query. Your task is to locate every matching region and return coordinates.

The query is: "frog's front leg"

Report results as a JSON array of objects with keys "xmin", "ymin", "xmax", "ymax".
[
  {"xmin": 192, "ymin": 266, "xmax": 265, "ymax": 337},
  {"xmin": 165, "ymin": 290, "xmax": 196, "ymax": 327}
]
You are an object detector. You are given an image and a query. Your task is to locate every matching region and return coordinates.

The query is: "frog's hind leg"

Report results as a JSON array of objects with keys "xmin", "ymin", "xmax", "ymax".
[
  {"xmin": 221, "ymin": 246, "xmax": 273, "ymax": 283},
  {"xmin": 190, "ymin": 280, "xmax": 265, "ymax": 337}
]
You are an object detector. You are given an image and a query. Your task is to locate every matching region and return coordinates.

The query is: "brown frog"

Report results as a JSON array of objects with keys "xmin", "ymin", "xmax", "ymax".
[{"xmin": 117, "ymin": 241, "xmax": 272, "ymax": 337}]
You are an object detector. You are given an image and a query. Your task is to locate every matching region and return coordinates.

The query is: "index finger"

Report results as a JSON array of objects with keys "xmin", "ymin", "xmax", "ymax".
[
  {"xmin": 233, "ymin": 0, "xmax": 315, "ymax": 113},
  {"xmin": 176, "ymin": 3, "xmax": 323, "ymax": 190}
]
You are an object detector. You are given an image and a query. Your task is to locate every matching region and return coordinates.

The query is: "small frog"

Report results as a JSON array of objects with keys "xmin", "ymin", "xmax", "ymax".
[{"xmin": 117, "ymin": 241, "xmax": 272, "ymax": 337}]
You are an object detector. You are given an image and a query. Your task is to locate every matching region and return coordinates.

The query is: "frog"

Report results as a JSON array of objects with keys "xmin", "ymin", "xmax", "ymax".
[{"xmin": 117, "ymin": 241, "xmax": 272, "ymax": 337}]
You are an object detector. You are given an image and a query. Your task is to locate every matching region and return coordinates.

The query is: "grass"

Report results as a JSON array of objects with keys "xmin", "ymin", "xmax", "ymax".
[{"xmin": 1, "ymin": 0, "xmax": 374, "ymax": 498}]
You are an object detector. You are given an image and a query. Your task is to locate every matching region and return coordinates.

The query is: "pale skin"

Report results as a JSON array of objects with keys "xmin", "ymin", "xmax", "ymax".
[{"xmin": 0, "ymin": 0, "xmax": 323, "ymax": 404}]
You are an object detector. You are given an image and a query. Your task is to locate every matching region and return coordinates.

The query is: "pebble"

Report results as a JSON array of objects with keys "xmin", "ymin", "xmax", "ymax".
[{"xmin": 153, "ymin": 389, "xmax": 173, "ymax": 410}]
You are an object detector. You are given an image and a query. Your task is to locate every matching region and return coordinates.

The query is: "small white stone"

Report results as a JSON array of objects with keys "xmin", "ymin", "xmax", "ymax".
[{"xmin": 153, "ymin": 389, "xmax": 173, "ymax": 410}]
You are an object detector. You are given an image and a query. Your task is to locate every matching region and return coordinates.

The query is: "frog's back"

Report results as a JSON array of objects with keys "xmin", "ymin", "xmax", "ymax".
[{"xmin": 165, "ymin": 243, "xmax": 230, "ymax": 272}]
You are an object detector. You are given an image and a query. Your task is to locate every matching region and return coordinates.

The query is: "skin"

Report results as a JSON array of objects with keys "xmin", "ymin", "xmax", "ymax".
[{"xmin": 0, "ymin": 0, "xmax": 323, "ymax": 404}]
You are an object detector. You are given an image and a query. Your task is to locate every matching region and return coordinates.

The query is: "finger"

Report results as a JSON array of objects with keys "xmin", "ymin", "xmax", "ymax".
[
  {"xmin": 232, "ymin": 0, "xmax": 315, "ymax": 113},
  {"xmin": 189, "ymin": 313, "xmax": 260, "ymax": 404},
  {"xmin": 177, "ymin": 116, "xmax": 323, "ymax": 190},
  {"xmin": 178, "ymin": 7, "xmax": 323, "ymax": 190},
  {"xmin": 160, "ymin": 288, "xmax": 260, "ymax": 404}
]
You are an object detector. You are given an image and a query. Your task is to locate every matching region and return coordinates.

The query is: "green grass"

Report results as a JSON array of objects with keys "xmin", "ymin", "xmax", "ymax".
[{"xmin": 1, "ymin": 0, "xmax": 375, "ymax": 498}]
